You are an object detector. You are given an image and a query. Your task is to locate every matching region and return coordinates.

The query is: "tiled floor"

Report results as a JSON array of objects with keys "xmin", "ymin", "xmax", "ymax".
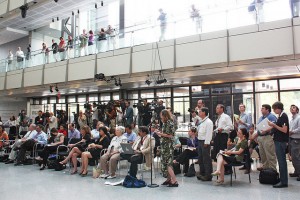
[{"xmin": 0, "ymin": 159, "xmax": 299, "ymax": 200}]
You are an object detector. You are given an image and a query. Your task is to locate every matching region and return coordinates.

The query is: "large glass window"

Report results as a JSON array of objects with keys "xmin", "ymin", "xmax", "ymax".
[
  {"xmin": 174, "ymin": 87, "xmax": 189, "ymax": 97},
  {"xmin": 255, "ymin": 80, "xmax": 278, "ymax": 92},
  {"xmin": 157, "ymin": 88, "xmax": 171, "ymax": 98},
  {"xmin": 78, "ymin": 95, "xmax": 86, "ymax": 103},
  {"xmin": 68, "ymin": 96, "xmax": 76, "ymax": 103},
  {"xmin": 255, "ymin": 92, "xmax": 278, "ymax": 122},
  {"xmin": 280, "ymin": 78, "xmax": 300, "ymax": 91},
  {"xmin": 211, "ymin": 84, "xmax": 231, "ymax": 95},
  {"xmin": 233, "ymin": 93, "xmax": 254, "ymax": 123},
  {"xmin": 89, "ymin": 94, "xmax": 98, "ymax": 102},
  {"xmin": 232, "ymin": 82, "xmax": 253, "ymax": 93},
  {"xmin": 127, "ymin": 91, "xmax": 138, "ymax": 99},
  {"xmin": 280, "ymin": 91, "xmax": 300, "ymax": 119},
  {"xmin": 173, "ymin": 97, "xmax": 190, "ymax": 123},
  {"xmin": 100, "ymin": 93, "xmax": 111, "ymax": 102},
  {"xmin": 141, "ymin": 90, "xmax": 154, "ymax": 99}
]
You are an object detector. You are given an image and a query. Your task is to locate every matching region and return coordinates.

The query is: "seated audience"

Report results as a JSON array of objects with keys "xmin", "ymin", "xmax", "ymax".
[
  {"xmin": 68, "ymin": 123, "xmax": 81, "ymax": 140},
  {"xmin": 15, "ymin": 125, "xmax": 48, "ymax": 166},
  {"xmin": 211, "ymin": 128, "xmax": 248, "ymax": 185},
  {"xmin": 123, "ymin": 124, "xmax": 137, "ymax": 144},
  {"xmin": 59, "ymin": 125, "xmax": 92, "ymax": 174},
  {"xmin": 80, "ymin": 127, "xmax": 110, "ymax": 176},
  {"xmin": 121, "ymin": 126, "xmax": 155, "ymax": 178},
  {"xmin": 150, "ymin": 124, "xmax": 160, "ymax": 157},
  {"xmin": 5, "ymin": 124, "xmax": 37, "ymax": 164},
  {"xmin": 38, "ymin": 128, "xmax": 64, "ymax": 170},
  {"xmin": 58, "ymin": 125, "xmax": 67, "ymax": 137},
  {"xmin": 100, "ymin": 126, "xmax": 127, "ymax": 179},
  {"xmin": 0, "ymin": 125, "xmax": 9, "ymax": 150},
  {"xmin": 173, "ymin": 127, "xmax": 199, "ymax": 175}
]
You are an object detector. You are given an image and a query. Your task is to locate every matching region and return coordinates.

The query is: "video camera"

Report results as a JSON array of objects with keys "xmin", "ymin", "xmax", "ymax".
[{"xmin": 188, "ymin": 108, "xmax": 198, "ymax": 115}]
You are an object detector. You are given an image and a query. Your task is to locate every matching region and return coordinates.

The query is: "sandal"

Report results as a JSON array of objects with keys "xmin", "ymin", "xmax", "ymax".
[
  {"xmin": 211, "ymin": 171, "xmax": 221, "ymax": 176},
  {"xmin": 161, "ymin": 179, "xmax": 171, "ymax": 185},
  {"xmin": 70, "ymin": 170, "xmax": 78, "ymax": 175}
]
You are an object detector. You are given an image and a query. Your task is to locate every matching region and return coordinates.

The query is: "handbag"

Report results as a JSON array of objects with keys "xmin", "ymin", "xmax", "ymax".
[
  {"xmin": 259, "ymin": 168, "xmax": 280, "ymax": 185},
  {"xmin": 92, "ymin": 166, "xmax": 102, "ymax": 178},
  {"xmin": 186, "ymin": 163, "xmax": 196, "ymax": 177}
]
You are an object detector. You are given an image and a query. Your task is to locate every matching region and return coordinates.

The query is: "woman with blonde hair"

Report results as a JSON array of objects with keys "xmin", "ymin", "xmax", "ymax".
[
  {"xmin": 156, "ymin": 109, "xmax": 178, "ymax": 187},
  {"xmin": 60, "ymin": 125, "xmax": 91, "ymax": 174}
]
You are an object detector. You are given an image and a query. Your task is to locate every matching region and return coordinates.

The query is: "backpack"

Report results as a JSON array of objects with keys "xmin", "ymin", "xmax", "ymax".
[
  {"xmin": 185, "ymin": 164, "xmax": 196, "ymax": 177},
  {"xmin": 259, "ymin": 168, "xmax": 280, "ymax": 185},
  {"xmin": 54, "ymin": 160, "xmax": 66, "ymax": 171},
  {"xmin": 122, "ymin": 175, "xmax": 146, "ymax": 188}
]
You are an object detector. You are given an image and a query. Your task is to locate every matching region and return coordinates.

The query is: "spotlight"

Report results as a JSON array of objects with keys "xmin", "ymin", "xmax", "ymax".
[
  {"xmin": 77, "ymin": 9, "xmax": 80, "ymax": 14},
  {"xmin": 52, "ymin": 18, "xmax": 54, "ymax": 22},
  {"xmin": 49, "ymin": 85, "xmax": 53, "ymax": 93},
  {"xmin": 54, "ymin": 0, "xmax": 58, "ymax": 2},
  {"xmin": 101, "ymin": 1, "xmax": 103, "ymax": 6},
  {"xmin": 156, "ymin": 79, "xmax": 167, "ymax": 85},
  {"xmin": 95, "ymin": 73, "xmax": 105, "ymax": 80},
  {"xmin": 55, "ymin": 84, "xmax": 59, "ymax": 92},
  {"xmin": 114, "ymin": 79, "xmax": 118, "ymax": 86},
  {"xmin": 118, "ymin": 78, "xmax": 122, "ymax": 87},
  {"xmin": 95, "ymin": 3, "xmax": 97, "ymax": 8},
  {"xmin": 72, "ymin": 11, "xmax": 74, "ymax": 16},
  {"xmin": 20, "ymin": 4, "xmax": 28, "ymax": 18}
]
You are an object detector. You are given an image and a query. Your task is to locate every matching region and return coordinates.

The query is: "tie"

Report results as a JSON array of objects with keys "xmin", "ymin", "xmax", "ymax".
[{"xmin": 34, "ymin": 132, "xmax": 40, "ymax": 140}]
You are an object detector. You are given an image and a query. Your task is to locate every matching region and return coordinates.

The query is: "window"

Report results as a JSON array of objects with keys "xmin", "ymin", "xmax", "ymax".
[
  {"xmin": 141, "ymin": 90, "xmax": 154, "ymax": 99},
  {"xmin": 211, "ymin": 84, "xmax": 231, "ymax": 95},
  {"xmin": 280, "ymin": 91, "xmax": 300, "ymax": 119},
  {"xmin": 50, "ymin": 97, "xmax": 56, "ymax": 104},
  {"xmin": 255, "ymin": 80, "xmax": 278, "ymax": 92},
  {"xmin": 157, "ymin": 88, "xmax": 171, "ymax": 98},
  {"xmin": 127, "ymin": 91, "xmax": 138, "ymax": 99},
  {"xmin": 232, "ymin": 82, "xmax": 253, "ymax": 93},
  {"xmin": 68, "ymin": 96, "xmax": 76, "ymax": 103},
  {"xmin": 255, "ymin": 92, "xmax": 278, "ymax": 122},
  {"xmin": 174, "ymin": 87, "xmax": 189, "ymax": 97},
  {"xmin": 100, "ymin": 93, "xmax": 111, "ymax": 102},
  {"xmin": 89, "ymin": 94, "xmax": 98, "ymax": 102},
  {"xmin": 78, "ymin": 95, "xmax": 87, "ymax": 103},
  {"xmin": 113, "ymin": 92, "xmax": 119, "ymax": 100},
  {"xmin": 280, "ymin": 78, "xmax": 300, "ymax": 91}
]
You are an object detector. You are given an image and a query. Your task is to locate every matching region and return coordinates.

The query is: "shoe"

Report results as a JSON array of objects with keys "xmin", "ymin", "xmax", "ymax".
[
  {"xmin": 289, "ymin": 173, "xmax": 298, "ymax": 177},
  {"xmin": 167, "ymin": 181, "xmax": 179, "ymax": 187},
  {"xmin": 211, "ymin": 171, "xmax": 221, "ymax": 176},
  {"xmin": 297, "ymin": 177, "xmax": 300, "ymax": 181},
  {"xmin": 70, "ymin": 170, "xmax": 78, "ymax": 175},
  {"xmin": 273, "ymin": 182, "xmax": 288, "ymax": 188},
  {"xmin": 40, "ymin": 164, "xmax": 45, "ymax": 170},
  {"xmin": 197, "ymin": 175, "xmax": 212, "ymax": 181},
  {"xmin": 5, "ymin": 160, "xmax": 14, "ymax": 164},
  {"xmin": 100, "ymin": 174, "xmax": 109, "ymax": 178},
  {"xmin": 239, "ymin": 166, "xmax": 246, "ymax": 170},
  {"xmin": 106, "ymin": 175, "xmax": 116, "ymax": 179},
  {"xmin": 14, "ymin": 161, "xmax": 23, "ymax": 166},
  {"xmin": 161, "ymin": 179, "xmax": 171, "ymax": 185},
  {"xmin": 257, "ymin": 167, "xmax": 263, "ymax": 171},
  {"xmin": 35, "ymin": 156, "xmax": 42, "ymax": 161},
  {"xmin": 81, "ymin": 172, "xmax": 88, "ymax": 177},
  {"xmin": 214, "ymin": 180, "xmax": 224, "ymax": 185},
  {"xmin": 244, "ymin": 169, "xmax": 250, "ymax": 174}
]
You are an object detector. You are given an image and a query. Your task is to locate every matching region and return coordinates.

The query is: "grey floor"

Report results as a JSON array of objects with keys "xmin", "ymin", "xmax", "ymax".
[{"xmin": 0, "ymin": 159, "xmax": 299, "ymax": 200}]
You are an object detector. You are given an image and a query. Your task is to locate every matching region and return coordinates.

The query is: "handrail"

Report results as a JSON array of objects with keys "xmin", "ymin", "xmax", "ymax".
[{"xmin": 0, "ymin": 0, "xmax": 291, "ymax": 73}]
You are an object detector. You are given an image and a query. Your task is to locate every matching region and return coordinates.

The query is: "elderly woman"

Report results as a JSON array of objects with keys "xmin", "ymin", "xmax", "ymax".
[
  {"xmin": 99, "ymin": 126, "xmax": 127, "ymax": 179},
  {"xmin": 60, "ymin": 125, "xmax": 91, "ymax": 174},
  {"xmin": 156, "ymin": 109, "xmax": 178, "ymax": 187},
  {"xmin": 39, "ymin": 128, "xmax": 64, "ymax": 170},
  {"xmin": 212, "ymin": 128, "xmax": 249, "ymax": 185},
  {"xmin": 79, "ymin": 127, "xmax": 110, "ymax": 176}
]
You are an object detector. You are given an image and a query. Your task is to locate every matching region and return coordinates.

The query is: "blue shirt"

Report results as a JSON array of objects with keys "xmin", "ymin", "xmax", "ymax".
[
  {"xmin": 187, "ymin": 137, "xmax": 199, "ymax": 148},
  {"xmin": 68, "ymin": 129, "xmax": 81, "ymax": 139},
  {"xmin": 29, "ymin": 131, "xmax": 48, "ymax": 145},
  {"xmin": 238, "ymin": 112, "xmax": 252, "ymax": 131},
  {"xmin": 123, "ymin": 131, "xmax": 137, "ymax": 143}
]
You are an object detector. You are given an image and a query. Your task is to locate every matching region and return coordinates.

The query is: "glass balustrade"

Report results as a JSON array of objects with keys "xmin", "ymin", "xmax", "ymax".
[{"xmin": 0, "ymin": 0, "xmax": 293, "ymax": 73}]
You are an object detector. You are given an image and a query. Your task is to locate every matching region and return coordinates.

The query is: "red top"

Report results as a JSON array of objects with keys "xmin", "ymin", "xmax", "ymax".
[
  {"xmin": 0, "ymin": 131, "xmax": 9, "ymax": 149},
  {"xmin": 58, "ymin": 129, "xmax": 67, "ymax": 137}
]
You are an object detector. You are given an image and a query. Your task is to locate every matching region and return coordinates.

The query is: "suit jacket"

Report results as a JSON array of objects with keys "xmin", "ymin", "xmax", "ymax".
[
  {"xmin": 124, "ymin": 107, "xmax": 133, "ymax": 125},
  {"xmin": 132, "ymin": 135, "xmax": 155, "ymax": 167}
]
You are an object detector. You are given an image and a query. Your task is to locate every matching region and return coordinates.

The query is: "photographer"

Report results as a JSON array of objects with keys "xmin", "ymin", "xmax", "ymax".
[
  {"xmin": 190, "ymin": 109, "xmax": 201, "ymax": 127},
  {"xmin": 35, "ymin": 110, "xmax": 45, "ymax": 126},
  {"xmin": 17, "ymin": 110, "xmax": 30, "ymax": 133},
  {"xmin": 142, "ymin": 99, "xmax": 152, "ymax": 126},
  {"xmin": 105, "ymin": 103, "xmax": 117, "ymax": 128},
  {"xmin": 78, "ymin": 110, "xmax": 87, "ymax": 129}
]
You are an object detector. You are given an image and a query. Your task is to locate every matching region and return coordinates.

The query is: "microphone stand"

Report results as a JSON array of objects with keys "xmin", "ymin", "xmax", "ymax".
[{"xmin": 147, "ymin": 114, "xmax": 159, "ymax": 188}]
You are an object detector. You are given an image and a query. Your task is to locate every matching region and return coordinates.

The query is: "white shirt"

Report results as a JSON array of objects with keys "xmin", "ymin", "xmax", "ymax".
[
  {"xmin": 91, "ymin": 129, "xmax": 100, "ymax": 139},
  {"xmin": 4, "ymin": 120, "xmax": 17, "ymax": 127},
  {"xmin": 23, "ymin": 130, "xmax": 37, "ymax": 139},
  {"xmin": 215, "ymin": 113, "xmax": 233, "ymax": 134},
  {"xmin": 197, "ymin": 116, "xmax": 213, "ymax": 145},
  {"xmin": 92, "ymin": 107, "xmax": 98, "ymax": 120},
  {"xmin": 192, "ymin": 116, "xmax": 201, "ymax": 126},
  {"xmin": 107, "ymin": 135, "xmax": 127, "ymax": 153},
  {"xmin": 16, "ymin": 50, "xmax": 24, "ymax": 58},
  {"xmin": 7, "ymin": 52, "xmax": 13, "ymax": 61},
  {"xmin": 48, "ymin": 116, "xmax": 57, "ymax": 129}
]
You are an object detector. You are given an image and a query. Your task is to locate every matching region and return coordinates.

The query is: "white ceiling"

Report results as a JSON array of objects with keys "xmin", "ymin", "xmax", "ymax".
[
  {"xmin": 0, "ymin": 0, "xmax": 110, "ymax": 45},
  {"xmin": 0, "ymin": 27, "xmax": 28, "ymax": 44}
]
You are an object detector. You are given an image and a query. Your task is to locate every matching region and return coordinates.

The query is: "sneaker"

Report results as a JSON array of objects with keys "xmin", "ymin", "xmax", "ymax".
[
  {"xmin": 106, "ymin": 175, "xmax": 117, "ymax": 179},
  {"xmin": 35, "ymin": 156, "xmax": 42, "ymax": 161},
  {"xmin": 100, "ymin": 174, "xmax": 109, "ymax": 178}
]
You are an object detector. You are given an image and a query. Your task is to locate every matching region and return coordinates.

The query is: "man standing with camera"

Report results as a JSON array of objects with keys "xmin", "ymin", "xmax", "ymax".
[{"xmin": 142, "ymin": 99, "xmax": 152, "ymax": 126}]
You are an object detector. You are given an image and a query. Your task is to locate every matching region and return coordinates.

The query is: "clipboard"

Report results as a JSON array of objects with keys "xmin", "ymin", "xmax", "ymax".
[{"xmin": 256, "ymin": 118, "xmax": 272, "ymax": 132}]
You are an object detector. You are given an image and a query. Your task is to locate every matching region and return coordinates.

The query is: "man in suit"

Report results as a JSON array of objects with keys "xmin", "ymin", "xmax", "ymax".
[{"xmin": 123, "ymin": 100, "xmax": 133, "ymax": 126}]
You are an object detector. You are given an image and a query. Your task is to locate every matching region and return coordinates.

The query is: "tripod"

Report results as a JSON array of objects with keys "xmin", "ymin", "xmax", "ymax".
[{"xmin": 147, "ymin": 118, "xmax": 159, "ymax": 188}]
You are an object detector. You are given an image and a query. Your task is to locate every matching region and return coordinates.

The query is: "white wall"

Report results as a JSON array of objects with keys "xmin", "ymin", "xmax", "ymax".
[
  {"xmin": 0, "ymin": 36, "xmax": 29, "ymax": 60},
  {"xmin": 0, "ymin": 100, "xmax": 27, "ymax": 121}
]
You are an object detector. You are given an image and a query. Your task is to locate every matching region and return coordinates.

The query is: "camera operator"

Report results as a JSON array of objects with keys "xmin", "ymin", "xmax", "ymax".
[
  {"xmin": 35, "ymin": 110, "xmax": 45, "ymax": 126},
  {"xmin": 57, "ymin": 110, "xmax": 68, "ymax": 127},
  {"xmin": 78, "ymin": 110, "xmax": 87, "ymax": 129},
  {"xmin": 142, "ymin": 99, "xmax": 152, "ymax": 126},
  {"xmin": 17, "ymin": 110, "xmax": 30, "ymax": 133},
  {"xmin": 155, "ymin": 100, "xmax": 165, "ymax": 125},
  {"xmin": 190, "ymin": 109, "xmax": 201, "ymax": 126},
  {"xmin": 105, "ymin": 103, "xmax": 117, "ymax": 129}
]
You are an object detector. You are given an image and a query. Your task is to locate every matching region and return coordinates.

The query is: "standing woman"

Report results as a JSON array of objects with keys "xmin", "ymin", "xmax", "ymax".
[
  {"xmin": 4, "ymin": 116, "xmax": 17, "ymax": 140},
  {"xmin": 157, "ymin": 109, "xmax": 178, "ymax": 187},
  {"xmin": 60, "ymin": 125, "xmax": 92, "ymax": 174}
]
